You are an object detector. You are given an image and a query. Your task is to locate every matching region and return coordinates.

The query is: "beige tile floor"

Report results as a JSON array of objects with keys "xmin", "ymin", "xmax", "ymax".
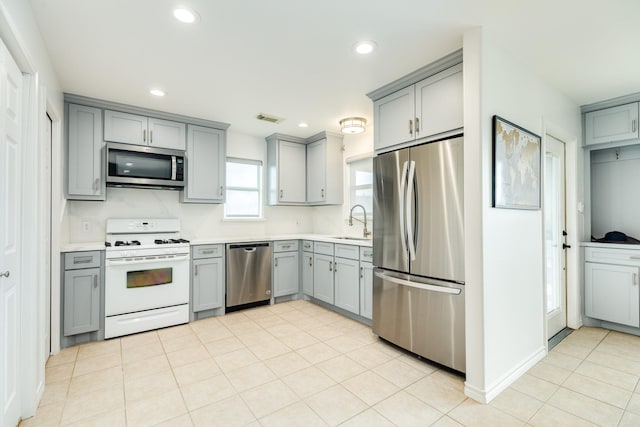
[{"xmin": 20, "ymin": 300, "xmax": 640, "ymax": 426}]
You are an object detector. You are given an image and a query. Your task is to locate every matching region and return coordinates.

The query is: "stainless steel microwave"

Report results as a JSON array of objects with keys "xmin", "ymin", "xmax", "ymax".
[{"xmin": 106, "ymin": 142, "xmax": 185, "ymax": 189}]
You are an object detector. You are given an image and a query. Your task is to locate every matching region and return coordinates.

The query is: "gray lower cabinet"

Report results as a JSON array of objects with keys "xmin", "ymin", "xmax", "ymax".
[
  {"xmin": 181, "ymin": 125, "xmax": 226, "ymax": 203},
  {"xmin": 359, "ymin": 261, "xmax": 373, "ymax": 320},
  {"xmin": 62, "ymin": 251, "xmax": 102, "ymax": 337},
  {"xmin": 66, "ymin": 103, "xmax": 105, "ymax": 200},
  {"xmin": 313, "ymin": 254, "xmax": 334, "ymax": 304},
  {"xmin": 192, "ymin": 245, "xmax": 225, "ymax": 315},
  {"xmin": 585, "ymin": 262, "xmax": 640, "ymax": 327},
  {"xmin": 334, "ymin": 257, "xmax": 359, "ymax": 314},
  {"xmin": 273, "ymin": 240, "xmax": 300, "ymax": 298},
  {"xmin": 302, "ymin": 251, "xmax": 313, "ymax": 296}
]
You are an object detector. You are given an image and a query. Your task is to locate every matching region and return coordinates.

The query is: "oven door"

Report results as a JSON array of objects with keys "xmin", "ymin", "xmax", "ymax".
[{"xmin": 105, "ymin": 253, "xmax": 190, "ymax": 316}]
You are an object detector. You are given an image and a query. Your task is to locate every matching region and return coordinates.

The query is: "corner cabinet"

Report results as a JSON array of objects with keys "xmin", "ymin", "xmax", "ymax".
[
  {"xmin": 266, "ymin": 134, "xmax": 307, "ymax": 205},
  {"xmin": 273, "ymin": 240, "xmax": 300, "ymax": 298},
  {"xmin": 585, "ymin": 103, "xmax": 639, "ymax": 146},
  {"xmin": 368, "ymin": 51, "xmax": 463, "ymax": 152},
  {"xmin": 191, "ymin": 244, "xmax": 225, "ymax": 320},
  {"xmin": 306, "ymin": 132, "xmax": 344, "ymax": 205},
  {"xmin": 66, "ymin": 103, "xmax": 105, "ymax": 200},
  {"xmin": 181, "ymin": 125, "xmax": 226, "ymax": 203},
  {"xmin": 584, "ymin": 246, "xmax": 640, "ymax": 328},
  {"xmin": 62, "ymin": 251, "xmax": 102, "ymax": 344},
  {"xmin": 104, "ymin": 110, "xmax": 186, "ymax": 150}
]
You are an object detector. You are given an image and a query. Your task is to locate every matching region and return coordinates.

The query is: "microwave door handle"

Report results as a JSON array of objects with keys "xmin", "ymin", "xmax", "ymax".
[
  {"xmin": 399, "ymin": 161, "xmax": 409, "ymax": 258},
  {"xmin": 171, "ymin": 156, "xmax": 177, "ymax": 180},
  {"xmin": 406, "ymin": 160, "xmax": 416, "ymax": 261}
]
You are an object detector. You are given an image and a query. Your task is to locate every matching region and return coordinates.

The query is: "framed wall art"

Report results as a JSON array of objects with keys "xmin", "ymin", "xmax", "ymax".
[{"xmin": 492, "ymin": 115, "xmax": 541, "ymax": 209}]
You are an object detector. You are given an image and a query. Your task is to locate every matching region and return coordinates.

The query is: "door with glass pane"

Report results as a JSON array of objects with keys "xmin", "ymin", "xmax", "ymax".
[{"xmin": 545, "ymin": 136, "xmax": 567, "ymax": 339}]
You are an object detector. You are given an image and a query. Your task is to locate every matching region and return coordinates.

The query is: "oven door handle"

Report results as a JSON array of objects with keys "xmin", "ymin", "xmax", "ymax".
[{"xmin": 105, "ymin": 253, "xmax": 190, "ymax": 266}]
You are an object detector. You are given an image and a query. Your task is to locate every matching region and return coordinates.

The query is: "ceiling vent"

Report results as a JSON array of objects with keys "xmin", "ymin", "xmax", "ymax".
[{"xmin": 256, "ymin": 113, "xmax": 285, "ymax": 124}]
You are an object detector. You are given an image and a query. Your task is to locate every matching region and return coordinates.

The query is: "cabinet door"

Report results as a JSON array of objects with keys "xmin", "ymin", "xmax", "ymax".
[
  {"xmin": 302, "ymin": 252, "xmax": 314, "ymax": 296},
  {"xmin": 182, "ymin": 125, "xmax": 225, "ymax": 203},
  {"xmin": 67, "ymin": 104, "xmax": 105, "ymax": 200},
  {"xmin": 334, "ymin": 257, "xmax": 360, "ymax": 314},
  {"xmin": 104, "ymin": 110, "xmax": 148, "ymax": 145},
  {"xmin": 278, "ymin": 141, "xmax": 306, "ymax": 203},
  {"xmin": 585, "ymin": 103, "xmax": 639, "ymax": 146},
  {"xmin": 360, "ymin": 261, "xmax": 373, "ymax": 320},
  {"xmin": 306, "ymin": 139, "xmax": 326, "ymax": 203},
  {"xmin": 415, "ymin": 65, "xmax": 463, "ymax": 139},
  {"xmin": 63, "ymin": 268, "xmax": 100, "ymax": 336},
  {"xmin": 192, "ymin": 257, "xmax": 224, "ymax": 312},
  {"xmin": 148, "ymin": 118, "xmax": 186, "ymax": 150},
  {"xmin": 313, "ymin": 254, "xmax": 334, "ymax": 304},
  {"xmin": 374, "ymin": 86, "xmax": 415, "ymax": 151},
  {"xmin": 585, "ymin": 262, "xmax": 640, "ymax": 327},
  {"xmin": 274, "ymin": 252, "xmax": 300, "ymax": 297}
]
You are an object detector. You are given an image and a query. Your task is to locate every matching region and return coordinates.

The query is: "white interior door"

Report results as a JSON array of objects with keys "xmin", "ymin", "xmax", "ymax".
[
  {"xmin": 545, "ymin": 135, "xmax": 568, "ymax": 339},
  {"xmin": 0, "ymin": 39, "xmax": 23, "ymax": 427}
]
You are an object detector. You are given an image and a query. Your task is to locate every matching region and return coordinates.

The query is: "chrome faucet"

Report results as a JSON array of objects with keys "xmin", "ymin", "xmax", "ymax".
[{"xmin": 349, "ymin": 204, "xmax": 371, "ymax": 238}]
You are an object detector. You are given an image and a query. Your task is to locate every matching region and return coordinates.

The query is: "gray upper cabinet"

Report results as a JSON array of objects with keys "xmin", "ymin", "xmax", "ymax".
[
  {"xmin": 266, "ymin": 134, "xmax": 307, "ymax": 205},
  {"xmin": 585, "ymin": 103, "xmax": 639, "ymax": 146},
  {"xmin": 66, "ymin": 103, "xmax": 105, "ymax": 200},
  {"xmin": 181, "ymin": 125, "xmax": 226, "ymax": 203},
  {"xmin": 374, "ymin": 64, "xmax": 463, "ymax": 152},
  {"xmin": 104, "ymin": 110, "xmax": 186, "ymax": 150},
  {"xmin": 306, "ymin": 132, "xmax": 344, "ymax": 205}
]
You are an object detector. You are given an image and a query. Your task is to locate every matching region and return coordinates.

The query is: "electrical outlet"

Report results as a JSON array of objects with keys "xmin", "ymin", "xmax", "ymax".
[{"xmin": 82, "ymin": 221, "xmax": 90, "ymax": 232}]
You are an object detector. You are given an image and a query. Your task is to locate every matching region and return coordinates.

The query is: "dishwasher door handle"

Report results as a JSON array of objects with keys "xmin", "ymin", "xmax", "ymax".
[{"xmin": 244, "ymin": 247, "xmax": 257, "ymax": 252}]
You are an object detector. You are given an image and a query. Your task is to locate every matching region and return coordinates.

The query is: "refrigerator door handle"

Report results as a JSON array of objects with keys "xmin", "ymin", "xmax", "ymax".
[
  {"xmin": 399, "ymin": 161, "xmax": 409, "ymax": 257},
  {"xmin": 374, "ymin": 271, "xmax": 461, "ymax": 295},
  {"xmin": 406, "ymin": 160, "xmax": 416, "ymax": 261}
]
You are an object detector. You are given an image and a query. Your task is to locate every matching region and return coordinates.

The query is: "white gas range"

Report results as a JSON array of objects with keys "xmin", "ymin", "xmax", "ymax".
[{"xmin": 104, "ymin": 219, "xmax": 190, "ymax": 339}]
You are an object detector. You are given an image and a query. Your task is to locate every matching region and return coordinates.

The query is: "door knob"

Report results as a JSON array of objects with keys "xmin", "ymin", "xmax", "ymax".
[{"xmin": 563, "ymin": 243, "xmax": 571, "ymax": 250}]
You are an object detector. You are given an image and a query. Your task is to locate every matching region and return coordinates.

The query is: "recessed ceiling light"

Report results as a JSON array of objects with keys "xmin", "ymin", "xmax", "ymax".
[
  {"xmin": 298, "ymin": 122, "xmax": 309, "ymax": 128},
  {"xmin": 173, "ymin": 7, "xmax": 199, "ymax": 23},
  {"xmin": 354, "ymin": 41, "xmax": 377, "ymax": 55},
  {"xmin": 150, "ymin": 88, "xmax": 166, "ymax": 97}
]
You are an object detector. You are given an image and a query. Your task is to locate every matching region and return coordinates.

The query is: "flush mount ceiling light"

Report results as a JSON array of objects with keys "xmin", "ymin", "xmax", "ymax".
[
  {"xmin": 298, "ymin": 122, "xmax": 309, "ymax": 128},
  {"xmin": 149, "ymin": 88, "xmax": 166, "ymax": 97},
  {"xmin": 353, "ymin": 40, "xmax": 377, "ymax": 55},
  {"xmin": 339, "ymin": 117, "xmax": 367, "ymax": 134},
  {"xmin": 173, "ymin": 7, "xmax": 199, "ymax": 23}
]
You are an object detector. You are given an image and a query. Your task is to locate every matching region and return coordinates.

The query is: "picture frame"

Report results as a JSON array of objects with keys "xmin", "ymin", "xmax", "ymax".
[{"xmin": 492, "ymin": 115, "xmax": 541, "ymax": 209}]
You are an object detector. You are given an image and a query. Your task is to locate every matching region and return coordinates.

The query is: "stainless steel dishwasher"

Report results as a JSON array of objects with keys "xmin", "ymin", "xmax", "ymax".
[{"xmin": 226, "ymin": 242, "xmax": 272, "ymax": 309}]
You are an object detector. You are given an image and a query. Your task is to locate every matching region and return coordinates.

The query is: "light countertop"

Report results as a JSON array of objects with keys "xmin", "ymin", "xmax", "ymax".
[
  {"xmin": 61, "ymin": 234, "xmax": 372, "ymax": 252},
  {"xmin": 581, "ymin": 241, "xmax": 640, "ymax": 249}
]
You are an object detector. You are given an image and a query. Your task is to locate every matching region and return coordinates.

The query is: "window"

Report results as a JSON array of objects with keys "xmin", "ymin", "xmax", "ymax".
[
  {"xmin": 224, "ymin": 158, "xmax": 263, "ymax": 219},
  {"xmin": 348, "ymin": 157, "xmax": 373, "ymax": 218}
]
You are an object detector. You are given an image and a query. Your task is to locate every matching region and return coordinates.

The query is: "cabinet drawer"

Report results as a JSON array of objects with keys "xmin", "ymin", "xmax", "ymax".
[
  {"xmin": 314, "ymin": 241, "xmax": 334, "ymax": 256},
  {"xmin": 335, "ymin": 244, "xmax": 359, "ymax": 260},
  {"xmin": 585, "ymin": 247, "xmax": 640, "ymax": 266},
  {"xmin": 360, "ymin": 246, "xmax": 373, "ymax": 262},
  {"xmin": 192, "ymin": 244, "xmax": 223, "ymax": 259},
  {"xmin": 64, "ymin": 251, "xmax": 101, "ymax": 270},
  {"xmin": 274, "ymin": 240, "xmax": 299, "ymax": 252},
  {"xmin": 302, "ymin": 240, "xmax": 313, "ymax": 252}
]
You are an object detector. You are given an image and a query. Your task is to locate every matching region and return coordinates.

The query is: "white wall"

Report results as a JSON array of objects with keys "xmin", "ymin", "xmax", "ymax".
[
  {"xmin": 463, "ymin": 27, "xmax": 581, "ymax": 402},
  {"xmin": 64, "ymin": 129, "xmax": 374, "ymax": 243},
  {"xmin": 0, "ymin": 0, "xmax": 64, "ymax": 419}
]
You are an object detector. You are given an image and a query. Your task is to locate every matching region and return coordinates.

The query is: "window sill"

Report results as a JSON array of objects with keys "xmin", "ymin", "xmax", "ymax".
[{"xmin": 222, "ymin": 217, "xmax": 266, "ymax": 222}]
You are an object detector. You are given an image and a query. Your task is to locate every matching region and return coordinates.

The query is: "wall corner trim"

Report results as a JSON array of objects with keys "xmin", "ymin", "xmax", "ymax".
[{"xmin": 464, "ymin": 345, "xmax": 546, "ymax": 403}]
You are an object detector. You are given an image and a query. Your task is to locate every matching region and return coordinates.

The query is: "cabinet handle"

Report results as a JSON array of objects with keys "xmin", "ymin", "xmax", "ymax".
[
  {"xmin": 309, "ymin": 257, "xmax": 312, "ymax": 267},
  {"xmin": 364, "ymin": 251, "xmax": 372, "ymax": 257},
  {"xmin": 150, "ymin": 130, "xmax": 153, "ymax": 143},
  {"xmin": 334, "ymin": 262, "xmax": 337, "ymax": 273},
  {"xmin": 329, "ymin": 261, "xmax": 332, "ymax": 272},
  {"xmin": 93, "ymin": 178, "xmax": 99, "ymax": 192},
  {"xmin": 360, "ymin": 266, "xmax": 364, "ymax": 279},
  {"xmin": 219, "ymin": 186, "xmax": 224, "ymax": 196},
  {"xmin": 630, "ymin": 256, "xmax": 640, "ymax": 261},
  {"xmin": 634, "ymin": 273, "xmax": 638, "ymax": 286},
  {"xmin": 409, "ymin": 119, "xmax": 413, "ymax": 136},
  {"xmin": 143, "ymin": 129, "xmax": 147, "ymax": 142},
  {"xmin": 280, "ymin": 189, "xmax": 283, "ymax": 199},
  {"xmin": 93, "ymin": 274, "xmax": 98, "ymax": 288},
  {"xmin": 201, "ymin": 249, "xmax": 215, "ymax": 255},
  {"xmin": 281, "ymin": 245, "xmax": 291, "ymax": 249},
  {"xmin": 634, "ymin": 119, "xmax": 637, "ymax": 133},
  {"xmin": 415, "ymin": 117, "xmax": 420, "ymax": 134},
  {"xmin": 195, "ymin": 265, "xmax": 198, "ymax": 276},
  {"xmin": 0, "ymin": 271, "xmax": 9, "ymax": 278},
  {"xmin": 73, "ymin": 256, "xmax": 92, "ymax": 264},
  {"xmin": 321, "ymin": 188, "xmax": 325, "ymax": 199},
  {"xmin": 275, "ymin": 258, "xmax": 278, "ymax": 267}
]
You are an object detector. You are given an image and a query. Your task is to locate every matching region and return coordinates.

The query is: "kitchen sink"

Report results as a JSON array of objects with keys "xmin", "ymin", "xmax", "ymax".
[{"xmin": 330, "ymin": 236, "xmax": 372, "ymax": 241}]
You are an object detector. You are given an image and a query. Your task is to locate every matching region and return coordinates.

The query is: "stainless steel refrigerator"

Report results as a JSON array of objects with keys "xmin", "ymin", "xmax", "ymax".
[{"xmin": 372, "ymin": 136, "xmax": 465, "ymax": 373}]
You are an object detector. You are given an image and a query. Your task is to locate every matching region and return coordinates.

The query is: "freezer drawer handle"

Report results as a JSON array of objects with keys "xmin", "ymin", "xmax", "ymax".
[{"xmin": 374, "ymin": 272, "xmax": 461, "ymax": 295}]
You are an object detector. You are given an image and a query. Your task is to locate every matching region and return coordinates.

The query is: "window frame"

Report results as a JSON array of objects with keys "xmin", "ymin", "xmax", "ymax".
[
  {"xmin": 347, "ymin": 156, "xmax": 373, "ymax": 220},
  {"xmin": 224, "ymin": 157, "xmax": 263, "ymax": 219}
]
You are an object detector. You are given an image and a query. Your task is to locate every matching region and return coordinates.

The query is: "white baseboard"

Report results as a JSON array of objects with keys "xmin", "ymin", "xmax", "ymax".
[{"xmin": 464, "ymin": 345, "xmax": 546, "ymax": 403}]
